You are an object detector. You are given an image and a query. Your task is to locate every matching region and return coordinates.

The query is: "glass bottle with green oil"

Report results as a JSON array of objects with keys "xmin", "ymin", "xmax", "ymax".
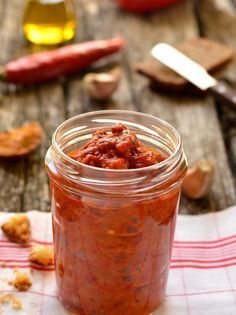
[{"xmin": 23, "ymin": 0, "xmax": 76, "ymax": 45}]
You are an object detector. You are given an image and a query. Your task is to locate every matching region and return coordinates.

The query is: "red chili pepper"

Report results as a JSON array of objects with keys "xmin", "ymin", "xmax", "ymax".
[
  {"xmin": 117, "ymin": 0, "xmax": 186, "ymax": 13},
  {"xmin": 0, "ymin": 38, "xmax": 126, "ymax": 85}
]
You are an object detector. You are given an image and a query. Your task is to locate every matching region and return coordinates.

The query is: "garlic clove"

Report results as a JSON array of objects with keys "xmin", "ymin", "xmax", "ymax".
[
  {"xmin": 182, "ymin": 159, "xmax": 215, "ymax": 199},
  {"xmin": 83, "ymin": 69, "xmax": 121, "ymax": 101}
]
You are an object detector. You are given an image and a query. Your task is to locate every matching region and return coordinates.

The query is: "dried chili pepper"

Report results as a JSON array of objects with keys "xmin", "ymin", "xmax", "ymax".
[
  {"xmin": 0, "ymin": 38, "xmax": 126, "ymax": 85},
  {"xmin": 0, "ymin": 121, "xmax": 43, "ymax": 158},
  {"xmin": 117, "ymin": 0, "xmax": 185, "ymax": 12}
]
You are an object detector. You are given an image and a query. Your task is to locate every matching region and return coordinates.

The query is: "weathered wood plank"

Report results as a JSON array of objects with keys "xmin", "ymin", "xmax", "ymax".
[
  {"xmin": 22, "ymin": 83, "xmax": 66, "ymax": 211},
  {"xmin": 196, "ymin": 0, "xmax": 236, "ymax": 187},
  {"xmin": 65, "ymin": 0, "xmax": 88, "ymax": 118},
  {"xmin": 0, "ymin": 0, "xmax": 235, "ymax": 215},
  {"xmin": 0, "ymin": 0, "xmax": 27, "ymax": 212},
  {"xmin": 74, "ymin": 0, "xmax": 137, "ymax": 112},
  {"xmin": 84, "ymin": 0, "xmax": 236, "ymax": 213},
  {"xmin": 0, "ymin": 0, "xmax": 67, "ymax": 212}
]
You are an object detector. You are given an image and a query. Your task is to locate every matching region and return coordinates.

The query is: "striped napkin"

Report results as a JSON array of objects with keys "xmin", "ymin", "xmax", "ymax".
[
  {"xmin": 0, "ymin": 207, "xmax": 236, "ymax": 315},
  {"xmin": 156, "ymin": 206, "xmax": 236, "ymax": 315}
]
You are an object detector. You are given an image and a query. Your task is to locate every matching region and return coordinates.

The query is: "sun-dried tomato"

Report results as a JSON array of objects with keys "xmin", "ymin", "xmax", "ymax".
[
  {"xmin": 0, "ymin": 121, "xmax": 43, "ymax": 158},
  {"xmin": 69, "ymin": 124, "xmax": 164, "ymax": 169}
]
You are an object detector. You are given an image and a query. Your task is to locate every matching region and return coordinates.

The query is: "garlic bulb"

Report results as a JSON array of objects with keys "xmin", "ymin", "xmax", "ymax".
[
  {"xmin": 83, "ymin": 68, "xmax": 121, "ymax": 101},
  {"xmin": 182, "ymin": 159, "xmax": 215, "ymax": 199}
]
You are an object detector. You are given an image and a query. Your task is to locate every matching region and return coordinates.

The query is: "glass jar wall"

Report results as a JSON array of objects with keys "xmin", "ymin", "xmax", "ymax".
[{"xmin": 45, "ymin": 110, "xmax": 187, "ymax": 314}]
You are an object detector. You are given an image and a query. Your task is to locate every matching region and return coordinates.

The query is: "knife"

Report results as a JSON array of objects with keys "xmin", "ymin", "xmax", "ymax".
[{"xmin": 151, "ymin": 43, "xmax": 236, "ymax": 107}]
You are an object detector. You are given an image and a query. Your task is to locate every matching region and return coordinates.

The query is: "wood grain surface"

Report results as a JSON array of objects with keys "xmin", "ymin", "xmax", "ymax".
[{"xmin": 0, "ymin": 0, "xmax": 235, "ymax": 213}]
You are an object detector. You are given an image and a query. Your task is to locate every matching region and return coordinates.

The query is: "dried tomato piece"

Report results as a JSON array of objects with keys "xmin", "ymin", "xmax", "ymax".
[
  {"xmin": 0, "ymin": 121, "xmax": 43, "ymax": 158},
  {"xmin": 69, "ymin": 124, "xmax": 162, "ymax": 169}
]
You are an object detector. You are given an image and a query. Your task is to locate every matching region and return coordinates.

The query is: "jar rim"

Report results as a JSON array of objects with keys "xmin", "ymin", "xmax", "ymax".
[{"xmin": 52, "ymin": 110, "xmax": 183, "ymax": 175}]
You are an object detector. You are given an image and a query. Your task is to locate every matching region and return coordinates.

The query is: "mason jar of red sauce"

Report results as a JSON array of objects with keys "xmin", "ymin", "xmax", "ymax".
[{"xmin": 45, "ymin": 110, "xmax": 187, "ymax": 315}]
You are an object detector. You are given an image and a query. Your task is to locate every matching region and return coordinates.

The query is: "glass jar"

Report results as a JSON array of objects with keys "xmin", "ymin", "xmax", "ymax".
[
  {"xmin": 45, "ymin": 110, "xmax": 187, "ymax": 315},
  {"xmin": 23, "ymin": 0, "xmax": 76, "ymax": 45}
]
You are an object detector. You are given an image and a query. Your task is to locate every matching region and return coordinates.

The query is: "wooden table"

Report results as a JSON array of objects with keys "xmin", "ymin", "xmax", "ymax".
[{"xmin": 0, "ymin": 0, "xmax": 235, "ymax": 214}]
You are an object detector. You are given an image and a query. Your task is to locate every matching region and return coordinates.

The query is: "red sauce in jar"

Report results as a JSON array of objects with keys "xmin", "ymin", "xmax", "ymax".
[
  {"xmin": 69, "ymin": 124, "xmax": 166, "ymax": 169},
  {"xmin": 49, "ymin": 124, "xmax": 182, "ymax": 315}
]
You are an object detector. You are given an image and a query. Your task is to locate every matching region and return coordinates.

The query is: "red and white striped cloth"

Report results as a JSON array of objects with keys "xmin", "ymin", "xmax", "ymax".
[{"xmin": 0, "ymin": 207, "xmax": 236, "ymax": 315}]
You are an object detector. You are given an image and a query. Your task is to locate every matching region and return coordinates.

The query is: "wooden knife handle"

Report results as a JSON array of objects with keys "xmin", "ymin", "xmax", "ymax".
[{"xmin": 208, "ymin": 81, "xmax": 236, "ymax": 108}]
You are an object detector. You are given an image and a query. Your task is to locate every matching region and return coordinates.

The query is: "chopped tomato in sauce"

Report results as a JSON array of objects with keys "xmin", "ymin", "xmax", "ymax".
[{"xmin": 69, "ymin": 124, "xmax": 166, "ymax": 169}]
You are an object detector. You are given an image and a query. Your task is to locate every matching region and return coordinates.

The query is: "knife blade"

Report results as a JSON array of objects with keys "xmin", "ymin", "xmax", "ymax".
[{"xmin": 151, "ymin": 43, "xmax": 236, "ymax": 107}]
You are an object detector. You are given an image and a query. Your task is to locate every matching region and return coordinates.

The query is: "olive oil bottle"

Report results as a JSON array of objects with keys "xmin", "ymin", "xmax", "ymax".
[{"xmin": 23, "ymin": 0, "xmax": 76, "ymax": 45}]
